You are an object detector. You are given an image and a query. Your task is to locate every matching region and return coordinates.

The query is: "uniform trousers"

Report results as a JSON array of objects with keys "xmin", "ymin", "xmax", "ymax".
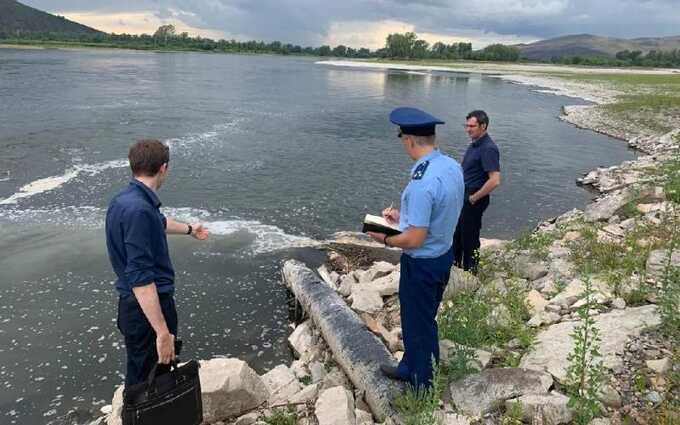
[
  {"xmin": 453, "ymin": 194, "xmax": 490, "ymax": 274},
  {"xmin": 396, "ymin": 247, "xmax": 453, "ymax": 389},
  {"xmin": 117, "ymin": 292, "xmax": 178, "ymax": 386}
]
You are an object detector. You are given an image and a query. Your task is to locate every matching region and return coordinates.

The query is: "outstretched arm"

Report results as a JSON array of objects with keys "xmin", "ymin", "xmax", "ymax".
[{"xmin": 165, "ymin": 218, "xmax": 209, "ymax": 240}]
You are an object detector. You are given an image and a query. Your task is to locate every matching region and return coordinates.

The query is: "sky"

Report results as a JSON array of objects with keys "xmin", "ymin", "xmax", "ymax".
[{"xmin": 22, "ymin": 0, "xmax": 680, "ymax": 49}]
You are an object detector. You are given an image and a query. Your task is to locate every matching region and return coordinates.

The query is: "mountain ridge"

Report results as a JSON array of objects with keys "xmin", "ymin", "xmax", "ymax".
[{"xmin": 0, "ymin": 0, "xmax": 102, "ymax": 35}]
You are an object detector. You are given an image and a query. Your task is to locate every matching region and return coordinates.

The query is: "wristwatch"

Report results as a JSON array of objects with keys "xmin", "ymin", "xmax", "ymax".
[{"xmin": 186, "ymin": 224, "xmax": 193, "ymax": 235}]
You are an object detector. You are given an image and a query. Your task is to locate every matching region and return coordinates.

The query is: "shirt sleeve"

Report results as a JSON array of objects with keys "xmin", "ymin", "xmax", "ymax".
[
  {"xmin": 481, "ymin": 145, "xmax": 500, "ymax": 173},
  {"xmin": 122, "ymin": 208, "xmax": 156, "ymax": 288},
  {"xmin": 406, "ymin": 184, "xmax": 433, "ymax": 228}
]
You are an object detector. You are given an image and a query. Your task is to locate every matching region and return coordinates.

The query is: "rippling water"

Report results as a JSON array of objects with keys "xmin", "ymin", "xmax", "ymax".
[{"xmin": 0, "ymin": 48, "xmax": 635, "ymax": 423}]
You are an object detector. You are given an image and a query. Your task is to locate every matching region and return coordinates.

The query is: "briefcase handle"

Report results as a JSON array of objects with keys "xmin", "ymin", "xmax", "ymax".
[{"xmin": 143, "ymin": 360, "xmax": 179, "ymax": 392}]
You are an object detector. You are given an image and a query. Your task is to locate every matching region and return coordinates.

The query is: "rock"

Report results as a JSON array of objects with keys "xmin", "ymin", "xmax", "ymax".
[
  {"xmin": 589, "ymin": 419, "xmax": 611, "ymax": 425},
  {"xmin": 371, "ymin": 271, "xmax": 400, "ymax": 297},
  {"xmin": 321, "ymin": 367, "xmax": 352, "ymax": 391},
  {"xmin": 480, "ymin": 238, "xmax": 509, "ymax": 252},
  {"xmin": 435, "ymin": 411, "xmax": 473, "ymax": 425},
  {"xmin": 362, "ymin": 314, "xmax": 401, "ymax": 352},
  {"xmin": 528, "ymin": 311, "xmax": 562, "ymax": 328},
  {"xmin": 106, "ymin": 385, "xmax": 123, "ymax": 425},
  {"xmin": 289, "ymin": 383, "xmax": 320, "ymax": 404},
  {"xmin": 444, "ymin": 266, "xmax": 481, "ymax": 299},
  {"xmin": 506, "ymin": 392, "xmax": 572, "ymax": 425},
  {"xmin": 527, "ymin": 290, "xmax": 549, "ymax": 315},
  {"xmin": 315, "ymin": 386, "xmax": 356, "ymax": 425},
  {"xmin": 637, "ymin": 203, "xmax": 663, "ymax": 214},
  {"xmin": 318, "ymin": 265, "xmax": 338, "ymax": 287},
  {"xmin": 439, "ymin": 339, "xmax": 492, "ymax": 370},
  {"xmin": 646, "ymin": 391, "xmax": 664, "ymax": 404},
  {"xmin": 646, "ymin": 249, "xmax": 680, "ymax": 280},
  {"xmin": 234, "ymin": 412, "xmax": 259, "ymax": 425},
  {"xmin": 338, "ymin": 273, "xmax": 358, "ymax": 297},
  {"xmin": 597, "ymin": 384, "xmax": 621, "ymax": 408},
  {"xmin": 550, "ymin": 259, "xmax": 575, "ymax": 280},
  {"xmin": 519, "ymin": 305, "xmax": 661, "ymax": 382},
  {"xmin": 355, "ymin": 409, "xmax": 374, "ymax": 425},
  {"xmin": 350, "ymin": 287, "xmax": 383, "ymax": 313},
  {"xmin": 291, "ymin": 360, "xmax": 310, "ymax": 380},
  {"xmin": 545, "ymin": 304, "xmax": 562, "ymax": 313},
  {"xmin": 549, "ymin": 279, "xmax": 586, "ymax": 307},
  {"xmin": 612, "ymin": 298, "xmax": 626, "ymax": 309},
  {"xmin": 289, "ymin": 320, "xmax": 315, "ymax": 358},
  {"xmin": 448, "ymin": 368, "xmax": 553, "ymax": 416},
  {"xmin": 262, "ymin": 364, "xmax": 303, "ymax": 404},
  {"xmin": 562, "ymin": 231, "xmax": 582, "ymax": 242},
  {"xmin": 514, "ymin": 256, "xmax": 549, "ymax": 281},
  {"xmin": 647, "ymin": 358, "xmax": 672, "ymax": 374},
  {"xmin": 584, "ymin": 188, "xmax": 635, "ymax": 222},
  {"xmin": 200, "ymin": 358, "xmax": 269, "ymax": 422},
  {"xmin": 309, "ymin": 361, "xmax": 326, "ymax": 384},
  {"xmin": 362, "ymin": 261, "xmax": 396, "ymax": 282}
]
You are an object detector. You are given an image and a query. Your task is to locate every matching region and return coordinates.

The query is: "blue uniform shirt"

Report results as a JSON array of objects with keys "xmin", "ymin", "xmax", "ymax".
[
  {"xmin": 399, "ymin": 149, "xmax": 465, "ymax": 258},
  {"xmin": 106, "ymin": 180, "xmax": 175, "ymax": 296},
  {"xmin": 461, "ymin": 133, "xmax": 500, "ymax": 191}
]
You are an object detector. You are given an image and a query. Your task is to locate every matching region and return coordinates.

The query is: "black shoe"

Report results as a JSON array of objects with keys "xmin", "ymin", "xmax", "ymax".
[{"xmin": 380, "ymin": 364, "xmax": 408, "ymax": 381}]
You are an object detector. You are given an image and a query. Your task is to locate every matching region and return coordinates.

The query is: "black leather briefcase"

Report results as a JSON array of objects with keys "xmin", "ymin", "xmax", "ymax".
[{"xmin": 122, "ymin": 360, "xmax": 203, "ymax": 425}]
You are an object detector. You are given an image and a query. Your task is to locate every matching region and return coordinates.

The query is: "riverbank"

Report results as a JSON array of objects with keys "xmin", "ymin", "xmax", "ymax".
[{"xmin": 90, "ymin": 62, "xmax": 678, "ymax": 425}]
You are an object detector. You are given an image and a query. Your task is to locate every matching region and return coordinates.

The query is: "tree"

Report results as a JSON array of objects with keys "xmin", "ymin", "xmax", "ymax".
[{"xmin": 153, "ymin": 24, "xmax": 176, "ymax": 47}]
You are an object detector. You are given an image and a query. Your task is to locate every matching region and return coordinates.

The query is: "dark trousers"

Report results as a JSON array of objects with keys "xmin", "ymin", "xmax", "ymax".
[
  {"xmin": 397, "ymin": 247, "xmax": 453, "ymax": 389},
  {"xmin": 117, "ymin": 293, "xmax": 178, "ymax": 387},
  {"xmin": 453, "ymin": 194, "xmax": 490, "ymax": 274}
]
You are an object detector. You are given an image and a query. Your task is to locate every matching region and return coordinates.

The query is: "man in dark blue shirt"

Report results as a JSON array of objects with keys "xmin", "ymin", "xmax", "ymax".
[
  {"xmin": 106, "ymin": 139, "xmax": 209, "ymax": 386},
  {"xmin": 453, "ymin": 110, "xmax": 501, "ymax": 273}
]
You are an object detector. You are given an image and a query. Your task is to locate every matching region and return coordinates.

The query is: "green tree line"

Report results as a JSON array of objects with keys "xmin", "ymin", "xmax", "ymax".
[{"xmin": 2, "ymin": 27, "xmax": 678, "ymax": 67}]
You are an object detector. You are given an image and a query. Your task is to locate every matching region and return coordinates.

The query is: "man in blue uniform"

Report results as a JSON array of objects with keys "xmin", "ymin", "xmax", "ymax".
[
  {"xmin": 453, "ymin": 110, "xmax": 501, "ymax": 274},
  {"xmin": 106, "ymin": 139, "xmax": 209, "ymax": 386},
  {"xmin": 367, "ymin": 107, "xmax": 464, "ymax": 389}
]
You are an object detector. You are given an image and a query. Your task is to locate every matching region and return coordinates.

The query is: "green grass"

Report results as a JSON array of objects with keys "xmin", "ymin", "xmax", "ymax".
[
  {"xmin": 394, "ymin": 362, "xmax": 445, "ymax": 425},
  {"xmin": 263, "ymin": 407, "xmax": 297, "ymax": 425},
  {"xmin": 564, "ymin": 74, "xmax": 680, "ymax": 86},
  {"xmin": 510, "ymin": 228, "xmax": 564, "ymax": 259}
]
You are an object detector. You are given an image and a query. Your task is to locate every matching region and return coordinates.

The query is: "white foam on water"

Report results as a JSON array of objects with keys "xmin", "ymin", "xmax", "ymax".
[
  {"xmin": 0, "ymin": 119, "xmax": 243, "ymax": 205},
  {"xmin": 0, "ymin": 160, "xmax": 128, "ymax": 205},
  {"xmin": 0, "ymin": 205, "xmax": 319, "ymax": 254}
]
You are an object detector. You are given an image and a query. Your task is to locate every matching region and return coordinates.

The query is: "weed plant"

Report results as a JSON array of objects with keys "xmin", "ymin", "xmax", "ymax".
[
  {"xmin": 263, "ymin": 407, "xmax": 297, "ymax": 425},
  {"xmin": 565, "ymin": 273, "xmax": 604, "ymax": 425},
  {"xmin": 394, "ymin": 362, "xmax": 445, "ymax": 425}
]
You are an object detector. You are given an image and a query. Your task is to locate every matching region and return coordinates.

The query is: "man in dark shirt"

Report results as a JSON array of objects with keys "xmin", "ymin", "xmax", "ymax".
[
  {"xmin": 453, "ymin": 110, "xmax": 501, "ymax": 274},
  {"xmin": 106, "ymin": 139, "xmax": 209, "ymax": 386}
]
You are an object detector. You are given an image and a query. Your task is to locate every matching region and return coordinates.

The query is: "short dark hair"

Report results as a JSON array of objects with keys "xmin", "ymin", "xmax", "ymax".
[
  {"xmin": 128, "ymin": 139, "xmax": 169, "ymax": 177},
  {"xmin": 466, "ymin": 110, "xmax": 489, "ymax": 129}
]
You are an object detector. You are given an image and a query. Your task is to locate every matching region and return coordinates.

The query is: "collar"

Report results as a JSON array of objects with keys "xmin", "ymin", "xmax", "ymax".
[
  {"xmin": 471, "ymin": 133, "xmax": 489, "ymax": 148},
  {"xmin": 130, "ymin": 179, "xmax": 162, "ymax": 208},
  {"xmin": 411, "ymin": 148, "xmax": 441, "ymax": 174}
]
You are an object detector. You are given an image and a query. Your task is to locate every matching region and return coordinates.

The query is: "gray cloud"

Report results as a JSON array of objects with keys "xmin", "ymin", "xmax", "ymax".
[{"xmin": 22, "ymin": 0, "xmax": 680, "ymax": 46}]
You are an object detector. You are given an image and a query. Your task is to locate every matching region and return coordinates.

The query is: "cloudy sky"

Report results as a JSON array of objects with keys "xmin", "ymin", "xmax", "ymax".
[{"xmin": 22, "ymin": 0, "xmax": 680, "ymax": 49}]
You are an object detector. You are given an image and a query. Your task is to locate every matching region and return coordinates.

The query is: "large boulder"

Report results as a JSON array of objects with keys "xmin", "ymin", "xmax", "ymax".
[
  {"xmin": 262, "ymin": 364, "xmax": 303, "ymax": 404},
  {"xmin": 514, "ymin": 256, "xmax": 549, "ymax": 281},
  {"xmin": 646, "ymin": 249, "xmax": 680, "ymax": 280},
  {"xmin": 371, "ymin": 271, "xmax": 400, "ymax": 297},
  {"xmin": 444, "ymin": 267, "xmax": 481, "ymax": 299},
  {"xmin": 315, "ymin": 386, "xmax": 357, "ymax": 425},
  {"xmin": 351, "ymin": 287, "xmax": 384, "ymax": 313},
  {"xmin": 439, "ymin": 339, "xmax": 492, "ymax": 370},
  {"xmin": 506, "ymin": 392, "xmax": 573, "ymax": 425},
  {"xmin": 584, "ymin": 188, "xmax": 636, "ymax": 222},
  {"xmin": 520, "ymin": 305, "xmax": 661, "ymax": 382},
  {"xmin": 448, "ymin": 368, "xmax": 553, "ymax": 416},
  {"xmin": 362, "ymin": 261, "xmax": 397, "ymax": 283},
  {"xmin": 199, "ymin": 358, "xmax": 269, "ymax": 422}
]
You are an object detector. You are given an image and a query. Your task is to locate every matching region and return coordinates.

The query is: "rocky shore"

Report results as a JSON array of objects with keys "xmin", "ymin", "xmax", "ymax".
[{"xmin": 85, "ymin": 71, "xmax": 678, "ymax": 425}]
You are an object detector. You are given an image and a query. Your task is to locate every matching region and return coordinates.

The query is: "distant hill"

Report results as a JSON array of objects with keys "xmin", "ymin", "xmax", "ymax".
[
  {"xmin": 0, "ymin": 0, "xmax": 102, "ymax": 35},
  {"xmin": 517, "ymin": 34, "xmax": 680, "ymax": 60}
]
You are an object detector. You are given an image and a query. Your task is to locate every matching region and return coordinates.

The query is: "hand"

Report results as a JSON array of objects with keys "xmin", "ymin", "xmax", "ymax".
[
  {"xmin": 382, "ymin": 207, "xmax": 399, "ymax": 223},
  {"xmin": 156, "ymin": 332, "xmax": 175, "ymax": 364},
  {"xmin": 191, "ymin": 223, "xmax": 209, "ymax": 240},
  {"xmin": 468, "ymin": 195, "xmax": 477, "ymax": 205},
  {"xmin": 367, "ymin": 231, "xmax": 387, "ymax": 244}
]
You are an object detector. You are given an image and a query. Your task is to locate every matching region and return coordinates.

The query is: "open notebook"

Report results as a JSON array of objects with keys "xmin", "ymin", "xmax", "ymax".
[{"xmin": 361, "ymin": 214, "xmax": 402, "ymax": 236}]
